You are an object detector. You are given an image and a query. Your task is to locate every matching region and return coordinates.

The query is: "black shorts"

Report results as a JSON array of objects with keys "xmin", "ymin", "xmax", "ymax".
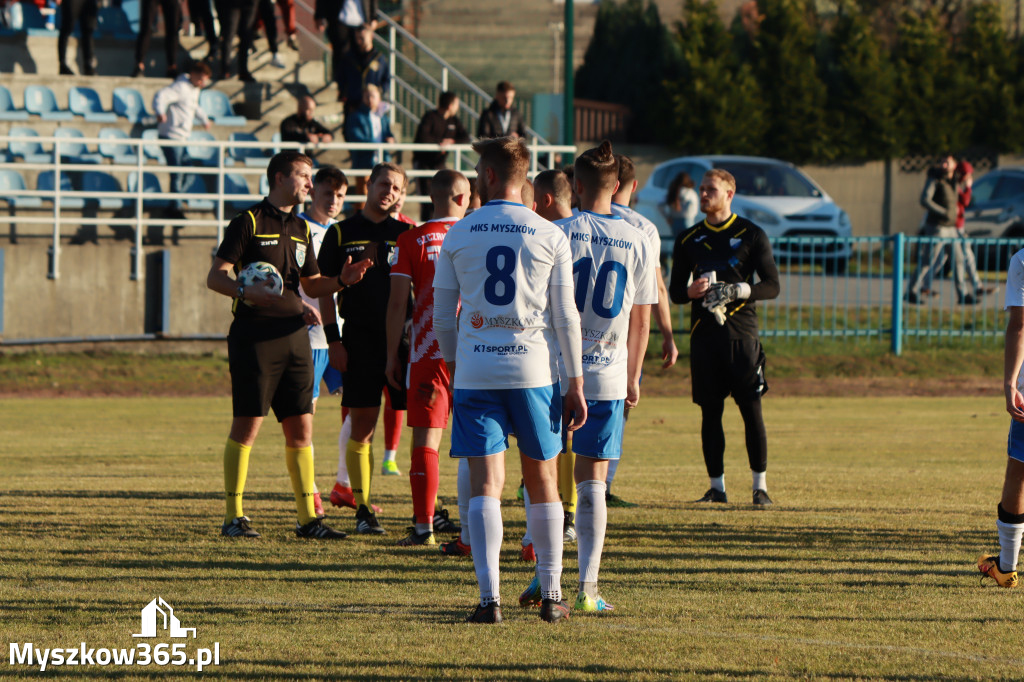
[
  {"xmin": 340, "ymin": 327, "xmax": 408, "ymax": 410},
  {"xmin": 690, "ymin": 335, "xmax": 768, "ymax": 405},
  {"xmin": 228, "ymin": 324, "xmax": 314, "ymax": 420}
]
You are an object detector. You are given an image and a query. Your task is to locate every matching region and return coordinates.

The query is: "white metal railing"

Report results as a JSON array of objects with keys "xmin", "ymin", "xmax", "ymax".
[{"xmin": 0, "ymin": 134, "xmax": 576, "ymax": 280}]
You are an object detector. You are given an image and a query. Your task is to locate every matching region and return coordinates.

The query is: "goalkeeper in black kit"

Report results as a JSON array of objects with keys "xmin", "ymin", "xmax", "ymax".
[{"xmin": 668, "ymin": 169, "xmax": 780, "ymax": 506}]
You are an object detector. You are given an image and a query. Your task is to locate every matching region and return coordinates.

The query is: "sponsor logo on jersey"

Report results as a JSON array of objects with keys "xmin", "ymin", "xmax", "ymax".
[
  {"xmin": 730, "ymin": 238, "xmax": 742, "ymax": 249},
  {"xmin": 470, "ymin": 312, "xmax": 484, "ymax": 329},
  {"xmin": 582, "ymin": 353, "xmax": 612, "ymax": 366},
  {"xmin": 426, "ymin": 244, "xmax": 441, "ymax": 261},
  {"xmin": 473, "ymin": 344, "xmax": 528, "ymax": 356},
  {"xmin": 581, "ymin": 327, "xmax": 620, "ymax": 345},
  {"xmin": 694, "ymin": 235, "xmax": 707, "ymax": 243},
  {"xmin": 295, "ymin": 243, "xmax": 307, "ymax": 267},
  {"xmin": 471, "ymin": 315, "xmax": 529, "ymax": 331},
  {"xmin": 469, "ymin": 223, "xmax": 537, "ymax": 235},
  {"xmin": 389, "ymin": 246, "xmax": 399, "ymax": 266},
  {"xmin": 570, "ymin": 232, "xmax": 633, "ymax": 249},
  {"xmin": 259, "ymin": 240, "xmax": 278, "ymax": 246}
]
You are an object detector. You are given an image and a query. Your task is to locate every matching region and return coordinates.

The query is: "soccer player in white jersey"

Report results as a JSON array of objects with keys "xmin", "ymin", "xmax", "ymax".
[
  {"xmin": 520, "ymin": 141, "xmax": 655, "ymax": 612},
  {"xmin": 606, "ymin": 154, "xmax": 678, "ymax": 508},
  {"xmin": 297, "ymin": 166, "xmax": 348, "ymax": 518},
  {"xmin": 978, "ymin": 247, "xmax": 1024, "ymax": 588},
  {"xmin": 433, "ymin": 136, "xmax": 587, "ymax": 624}
]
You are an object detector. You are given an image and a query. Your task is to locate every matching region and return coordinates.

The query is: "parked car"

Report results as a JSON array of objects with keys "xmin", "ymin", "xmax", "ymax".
[
  {"xmin": 962, "ymin": 167, "xmax": 1024, "ymax": 270},
  {"xmin": 634, "ymin": 155, "xmax": 853, "ymax": 272}
]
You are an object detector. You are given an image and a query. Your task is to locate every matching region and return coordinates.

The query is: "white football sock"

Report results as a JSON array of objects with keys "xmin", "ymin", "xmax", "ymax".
[
  {"xmin": 521, "ymin": 486, "xmax": 532, "ymax": 547},
  {"xmin": 576, "ymin": 480, "xmax": 607, "ymax": 588},
  {"xmin": 605, "ymin": 458, "xmax": 620, "ymax": 487},
  {"xmin": 457, "ymin": 457, "xmax": 471, "ymax": 545},
  {"xmin": 468, "ymin": 495, "xmax": 502, "ymax": 605},
  {"xmin": 998, "ymin": 519, "xmax": 1024, "ymax": 572},
  {"xmin": 752, "ymin": 470, "xmax": 766, "ymax": 492},
  {"xmin": 528, "ymin": 500, "xmax": 564, "ymax": 602},
  {"xmin": 336, "ymin": 415, "xmax": 352, "ymax": 486},
  {"xmin": 384, "ymin": 449, "xmax": 397, "ymax": 463},
  {"xmin": 710, "ymin": 475, "xmax": 725, "ymax": 492}
]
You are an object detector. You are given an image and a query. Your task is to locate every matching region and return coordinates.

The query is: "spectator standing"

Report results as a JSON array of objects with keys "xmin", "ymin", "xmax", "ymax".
[
  {"xmin": 955, "ymin": 160, "xmax": 996, "ymax": 300},
  {"xmin": 477, "ymin": 81, "xmax": 526, "ymax": 140},
  {"xmin": 412, "ymin": 91, "xmax": 470, "ymax": 221},
  {"xmin": 280, "ymin": 95, "xmax": 334, "ymax": 145},
  {"xmin": 132, "ymin": 0, "xmax": 181, "ymax": 77},
  {"xmin": 186, "ymin": 0, "xmax": 218, "ymax": 63},
  {"xmin": 343, "ymin": 84, "xmax": 394, "ymax": 199},
  {"xmin": 317, "ymin": 0, "xmax": 376, "ymax": 92},
  {"xmin": 57, "ymin": 0, "xmax": 97, "ymax": 75},
  {"xmin": 335, "ymin": 21, "xmax": 388, "ymax": 112},
  {"xmin": 659, "ymin": 171, "xmax": 699, "ymax": 240},
  {"xmin": 255, "ymin": 0, "xmax": 286, "ymax": 68},
  {"xmin": 216, "ymin": 0, "xmax": 258, "ymax": 81}
]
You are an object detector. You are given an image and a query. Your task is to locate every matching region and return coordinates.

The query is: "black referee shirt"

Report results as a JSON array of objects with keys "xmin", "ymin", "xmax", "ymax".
[{"xmin": 668, "ymin": 214, "xmax": 780, "ymax": 340}]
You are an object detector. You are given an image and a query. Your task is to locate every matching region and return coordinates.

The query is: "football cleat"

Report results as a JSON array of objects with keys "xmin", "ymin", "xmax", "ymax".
[
  {"xmin": 381, "ymin": 460, "xmax": 401, "ymax": 476},
  {"xmin": 574, "ymin": 591, "xmax": 614, "ymax": 612},
  {"xmin": 539, "ymin": 598, "xmax": 570, "ymax": 623},
  {"xmin": 978, "ymin": 554, "xmax": 1019, "ymax": 588},
  {"xmin": 397, "ymin": 527, "xmax": 436, "ymax": 546},
  {"xmin": 520, "ymin": 542, "xmax": 536, "ymax": 562},
  {"xmin": 605, "ymin": 491, "xmax": 638, "ymax": 508},
  {"xmin": 466, "ymin": 602, "xmax": 502, "ymax": 624},
  {"xmin": 221, "ymin": 516, "xmax": 260, "ymax": 538},
  {"xmin": 753, "ymin": 489, "xmax": 773, "ymax": 506},
  {"xmin": 519, "ymin": 575, "xmax": 542, "ymax": 608},
  {"xmin": 330, "ymin": 483, "xmax": 382, "ymax": 513},
  {"xmin": 432, "ymin": 508, "xmax": 461, "ymax": 534},
  {"xmin": 696, "ymin": 488, "xmax": 728, "ymax": 503},
  {"xmin": 563, "ymin": 511, "xmax": 576, "ymax": 543},
  {"xmin": 295, "ymin": 518, "xmax": 347, "ymax": 539},
  {"xmin": 355, "ymin": 504, "xmax": 387, "ymax": 535},
  {"xmin": 313, "ymin": 491, "xmax": 324, "ymax": 518},
  {"xmin": 439, "ymin": 536, "xmax": 472, "ymax": 556}
]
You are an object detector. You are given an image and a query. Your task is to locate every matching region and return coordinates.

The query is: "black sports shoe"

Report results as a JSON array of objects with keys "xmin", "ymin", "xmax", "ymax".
[
  {"xmin": 959, "ymin": 295, "xmax": 979, "ymax": 305},
  {"xmin": 752, "ymin": 489, "xmax": 773, "ymax": 506},
  {"xmin": 539, "ymin": 598, "xmax": 570, "ymax": 623},
  {"xmin": 221, "ymin": 516, "xmax": 260, "ymax": 537},
  {"xmin": 295, "ymin": 518, "xmax": 347, "ymax": 539},
  {"xmin": 439, "ymin": 536, "xmax": 472, "ymax": 556},
  {"xmin": 605, "ymin": 491, "xmax": 638, "ymax": 508},
  {"xmin": 695, "ymin": 488, "xmax": 728, "ymax": 503},
  {"xmin": 466, "ymin": 602, "xmax": 502, "ymax": 624},
  {"xmin": 355, "ymin": 504, "xmax": 387, "ymax": 535},
  {"xmin": 397, "ymin": 527, "xmax": 436, "ymax": 546},
  {"xmin": 432, "ymin": 508, "xmax": 461, "ymax": 534}
]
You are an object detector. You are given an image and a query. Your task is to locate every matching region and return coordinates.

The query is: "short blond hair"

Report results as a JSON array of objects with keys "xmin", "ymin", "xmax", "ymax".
[{"xmin": 703, "ymin": 168, "xmax": 736, "ymax": 193}]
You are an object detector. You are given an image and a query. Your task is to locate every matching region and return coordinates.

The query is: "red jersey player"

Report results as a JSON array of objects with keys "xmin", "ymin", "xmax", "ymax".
[{"xmin": 386, "ymin": 169, "xmax": 471, "ymax": 547}]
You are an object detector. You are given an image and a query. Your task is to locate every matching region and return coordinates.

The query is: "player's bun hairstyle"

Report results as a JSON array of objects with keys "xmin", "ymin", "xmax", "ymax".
[
  {"xmin": 369, "ymin": 162, "xmax": 408, "ymax": 187},
  {"xmin": 575, "ymin": 140, "xmax": 618, "ymax": 192},
  {"xmin": 267, "ymin": 151, "xmax": 313, "ymax": 189},
  {"xmin": 438, "ymin": 91, "xmax": 458, "ymax": 110},
  {"xmin": 472, "ymin": 136, "xmax": 530, "ymax": 186},
  {"xmin": 703, "ymin": 168, "xmax": 736, "ymax": 193},
  {"xmin": 533, "ymin": 169, "xmax": 571, "ymax": 208},
  {"xmin": 314, "ymin": 166, "xmax": 348, "ymax": 190},
  {"xmin": 615, "ymin": 154, "xmax": 636, "ymax": 185},
  {"xmin": 430, "ymin": 168, "xmax": 469, "ymax": 199}
]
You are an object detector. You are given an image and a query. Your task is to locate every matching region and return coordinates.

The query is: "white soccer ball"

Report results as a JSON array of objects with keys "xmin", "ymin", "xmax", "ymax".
[{"xmin": 237, "ymin": 261, "xmax": 284, "ymax": 305}]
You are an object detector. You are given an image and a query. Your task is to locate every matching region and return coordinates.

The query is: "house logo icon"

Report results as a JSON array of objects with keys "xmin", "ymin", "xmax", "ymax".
[{"xmin": 132, "ymin": 598, "xmax": 197, "ymax": 639}]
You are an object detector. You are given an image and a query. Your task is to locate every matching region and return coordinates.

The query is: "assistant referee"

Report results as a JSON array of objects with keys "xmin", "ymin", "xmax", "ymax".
[{"xmin": 668, "ymin": 169, "xmax": 780, "ymax": 506}]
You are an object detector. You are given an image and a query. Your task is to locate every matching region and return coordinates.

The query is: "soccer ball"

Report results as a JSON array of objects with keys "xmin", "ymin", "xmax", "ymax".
[{"xmin": 237, "ymin": 261, "xmax": 283, "ymax": 305}]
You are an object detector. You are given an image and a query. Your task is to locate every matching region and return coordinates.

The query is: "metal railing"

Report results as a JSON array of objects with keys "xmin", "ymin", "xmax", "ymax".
[{"xmin": 0, "ymin": 133, "xmax": 576, "ymax": 280}]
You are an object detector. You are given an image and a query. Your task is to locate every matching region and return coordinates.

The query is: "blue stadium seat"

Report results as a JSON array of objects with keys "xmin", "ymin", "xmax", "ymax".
[
  {"xmin": 224, "ymin": 173, "xmax": 258, "ymax": 211},
  {"xmin": 54, "ymin": 127, "xmax": 103, "ymax": 163},
  {"xmin": 140, "ymin": 129, "xmax": 165, "ymax": 161},
  {"xmin": 180, "ymin": 174, "xmax": 215, "ymax": 210},
  {"xmin": 187, "ymin": 130, "xmax": 219, "ymax": 166},
  {"xmin": 120, "ymin": 0, "xmax": 140, "ymax": 33},
  {"xmin": 0, "ymin": 85, "xmax": 29, "ymax": 121},
  {"xmin": 98, "ymin": 128, "xmax": 138, "ymax": 165},
  {"xmin": 69, "ymin": 87, "xmax": 118, "ymax": 123},
  {"xmin": 24, "ymin": 85, "xmax": 73, "ymax": 121},
  {"xmin": 38, "ymin": 170, "xmax": 86, "ymax": 209},
  {"xmin": 112, "ymin": 87, "xmax": 152, "ymax": 123},
  {"xmin": 8, "ymin": 126, "xmax": 52, "ymax": 163},
  {"xmin": 199, "ymin": 90, "xmax": 246, "ymax": 127},
  {"xmin": 82, "ymin": 170, "xmax": 127, "ymax": 210},
  {"xmin": 127, "ymin": 171, "xmax": 169, "ymax": 208},
  {"xmin": 227, "ymin": 131, "xmax": 270, "ymax": 167},
  {"xmin": 259, "ymin": 174, "xmax": 269, "ymax": 196},
  {"xmin": 96, "ymin": 5, "xmax": 134, "ymax": 39},
  {"xmin": 0, "ymin": 169, "xmax": 44, "ymax": 208}
]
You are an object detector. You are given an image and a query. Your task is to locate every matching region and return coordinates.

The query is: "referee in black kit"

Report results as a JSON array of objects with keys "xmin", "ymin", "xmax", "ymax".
[
  {"xmin": 668, "ymin": 168, "xmax": 780, "ymax": 507},
  {"xmin": 206, "ymin": 151, "xmax": 371, "ymax": 540}
]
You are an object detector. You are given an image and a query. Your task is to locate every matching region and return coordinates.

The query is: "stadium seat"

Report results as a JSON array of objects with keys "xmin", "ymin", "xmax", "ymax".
[
  {"xmin": 140, "ymin": 129, "xmax": 165, "ymax": 161},
  {"xmin": 69, "ymin": 87, "xmax": 118, "ymax": 123},
  {"xmin": 5, "ymin": 1, "xmax": 58, "ymax": 36},
  {"xmin": 82, "ymin": 170, "xmax": 127, "ymax": 210},
  {"xmin": 227, "ymin": 131, "xmax": 270, "ymax": 167},
  {"xmin": 54, "ymin": 127, "xmax": 103, "ymax": 164},
  {"xmin": 0, "ymin": 85, "xmax": 30, "ymax": 121},
  {"xmin": 24, "ymin": 85, "xmax": 73, "ymax": 121},
  {"xmin": 0, "ymin": 169, "xmax": 44, "ymax": 208},
  {"xmin": 120, "ymin": 0, "xmax": 140, "ymax": 33},
  {"xmin": 38, "ymin": 170, "xmax": 86, "ymax": 209},
  {"xmin": 96, "ymin": 5, "xmax": 134, "ymax": 39},
  {"xmin": 98, "ymin": 128, "xmax": 138, "ymax": 165},
  {"xmin": 112, "ymin": 87, "xmax": 152, "ymax": 124},
  {"xmin": 187, "ymin": 130, "xmax": 219, "ymax": 166},
  {"xmin": 7, "ymin": 126, "xmax": 52, "ymax": 163},
  {"xmin": 259, "ymin": 174, "xmax": 269, "ymax": 196},
  {"xmin": 224, "ymin": 173, "xmax": 258, "ymax": 211},
  {"xmin": 127, "ymin": 171, "xmax": 169, "ymax": 208},
  {"xmin": 180, "ymin": 174, "xmax": 215, "ymax": 210},
  {"xmin": 199, "ymin": 90, "xmax": 246, "ymax": 127}
]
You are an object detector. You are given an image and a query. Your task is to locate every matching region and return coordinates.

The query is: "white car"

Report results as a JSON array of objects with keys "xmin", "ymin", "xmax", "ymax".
[{"xmin": 634, "ymin": 155, "xmax": 853, "ymax": 272}]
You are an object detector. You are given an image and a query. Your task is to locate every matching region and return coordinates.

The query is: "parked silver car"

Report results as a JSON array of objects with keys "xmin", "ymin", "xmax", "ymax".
[
  {"xmin": 961, "ymin": 167, "xmax": 1024, "ymax": 269},
  {"xmin": 634, "ymin": 155, "xmax": 853, "ymax": 272}
]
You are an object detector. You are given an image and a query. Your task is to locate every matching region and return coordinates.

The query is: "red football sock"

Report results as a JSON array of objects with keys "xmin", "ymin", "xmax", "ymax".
[
  {"xmin": 410, "ymin": 446, "xmax": 439, "ymax": 524},
  {"xmin": 383, "ymin": 404, "xmax": 404, "ymax": 451}
]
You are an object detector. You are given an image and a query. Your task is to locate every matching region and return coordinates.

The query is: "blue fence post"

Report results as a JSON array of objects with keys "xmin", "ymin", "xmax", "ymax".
[{"xmin": 891, "ymin": 233, "xmax": 904, "ymax": 356}]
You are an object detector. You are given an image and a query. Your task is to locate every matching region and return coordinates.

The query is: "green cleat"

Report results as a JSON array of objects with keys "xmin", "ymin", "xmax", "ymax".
[{"xmin": 574, "ymin": 591, "xmax": 614, "ymax": 612}]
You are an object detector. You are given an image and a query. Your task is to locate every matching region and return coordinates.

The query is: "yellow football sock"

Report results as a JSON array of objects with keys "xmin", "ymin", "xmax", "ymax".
[
  {"xmin": 285, "ymin": 445, "xmax": 317, "ymax": 525},
  {"xmin": 346, "ymin": 440, "xmax": 372, "ymax": 509},
  {"xmin": 559, "ymin": 445, "xmax": 577, "ymax": 515},
  {"xmin": 224, "ymin": 438, "xmax": 252, "ymax": 524}
]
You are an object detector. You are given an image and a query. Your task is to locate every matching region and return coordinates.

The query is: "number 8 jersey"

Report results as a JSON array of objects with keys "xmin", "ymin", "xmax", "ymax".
[
  {"xmin": 433, "ymin": 200, "xmax": 577, "ymax": 390},
  {"xmin": 556, "ymin": 211, "xmax": 659, "ymax": 400}
]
